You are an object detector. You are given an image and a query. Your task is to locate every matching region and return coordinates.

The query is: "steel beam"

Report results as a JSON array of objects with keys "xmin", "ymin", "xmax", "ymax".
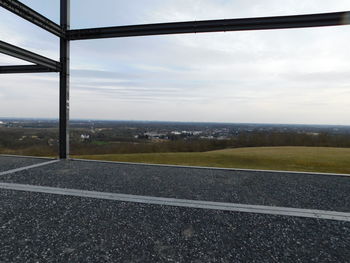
[
  {"xmin": 0, "ymin": 0, "xmax": 62, "ymax": 37},
  {"xmin": 59, "ymin": 0, "xmax": 70, "ymax": 159},
  {"xmin": 68, "ymin": 11, "xmax": 350, "ymax": 40},
  {"xmin": 0, "ymin": 40, "xmax": 60, "ymax": 71},
  {"xmin": 0, "ymin": 65, "xmax": 57, "ymax": 74}
]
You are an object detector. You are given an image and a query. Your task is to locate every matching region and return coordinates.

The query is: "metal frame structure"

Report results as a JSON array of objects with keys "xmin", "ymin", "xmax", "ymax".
[{"xmin": 0, "ymin": 0, "xmax": 349, "ymax": 159}]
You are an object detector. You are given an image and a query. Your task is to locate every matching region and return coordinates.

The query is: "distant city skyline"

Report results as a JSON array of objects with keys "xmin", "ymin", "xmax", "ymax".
[{"xmin": 1, "ymin": 0, "xmax": 350, "ymax": 125}]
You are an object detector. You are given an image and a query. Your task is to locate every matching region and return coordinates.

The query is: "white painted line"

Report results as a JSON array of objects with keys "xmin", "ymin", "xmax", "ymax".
[
  {"xmin": 72, "ymin": 158, "xmax": 350, "ymax": 178},
  {"xmin": 0, "ymin": 182, "xmax": 349, "ymax": 222},
  {"xmin": 0, "ymin": 160, "xmax": 60, "ymax": 176}
]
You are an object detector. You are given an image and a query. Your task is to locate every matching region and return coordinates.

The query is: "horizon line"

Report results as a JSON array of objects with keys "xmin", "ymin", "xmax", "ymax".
[{"xmin": 0, "ymin": 117, "xmax": 349, "ymax": 127}]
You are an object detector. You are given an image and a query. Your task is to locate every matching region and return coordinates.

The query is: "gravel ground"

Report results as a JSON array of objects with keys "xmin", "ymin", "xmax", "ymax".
[
  {"xmin": 1, "ymin": 159, "xmax": 349, "ymax": 212},
  {"xmin": 0, "ymin": 155, "xmax": 50, "ymax": 172},
  {"xmin": 0, "ymin": 189, "xmax": 349, "ymax": 263}
]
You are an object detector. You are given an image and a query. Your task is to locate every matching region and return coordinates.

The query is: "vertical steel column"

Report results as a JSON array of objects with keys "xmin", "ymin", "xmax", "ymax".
[{"xmin": 59, "ymin": 0, "xmax": 70, "ymax": 159}]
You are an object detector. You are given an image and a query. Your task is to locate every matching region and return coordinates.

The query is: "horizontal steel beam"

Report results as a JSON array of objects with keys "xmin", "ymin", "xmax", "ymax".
[
  {"xmin": 0, "ymin": 65, "xmax": 57, "ymax": 74},
  {"xmin": 68, "ymin": 11, "xmax": 350, "ymax": 40},
  {"xmin": 0, "ymin": 0, "xmax": 62, "ymax": 37},
  {"xmin": 0, "ymin": 40, "xmax": 60, "ymax": 71}
]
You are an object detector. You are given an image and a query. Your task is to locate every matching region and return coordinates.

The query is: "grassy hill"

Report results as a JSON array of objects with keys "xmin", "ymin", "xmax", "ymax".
[{"xmin": 75, "ymin": 146, "xmax": 350, "ymax": 174}]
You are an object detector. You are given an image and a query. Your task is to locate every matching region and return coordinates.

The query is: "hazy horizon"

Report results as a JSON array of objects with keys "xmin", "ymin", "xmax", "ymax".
[{"xmin": 1, "ymin": 116, "xmax": 350, "ymax": 127}]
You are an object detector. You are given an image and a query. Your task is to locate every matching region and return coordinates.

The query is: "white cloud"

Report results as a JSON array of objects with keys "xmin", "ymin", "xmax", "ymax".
[{"xmin": 1, "ymin": 1, "xmax": 350, "ymax": 124}]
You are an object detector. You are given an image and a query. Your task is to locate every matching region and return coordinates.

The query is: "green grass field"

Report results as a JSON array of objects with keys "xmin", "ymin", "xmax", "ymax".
[{"xmin": 75, "ymin": 146, "xmax": 350, "ymax": 174}]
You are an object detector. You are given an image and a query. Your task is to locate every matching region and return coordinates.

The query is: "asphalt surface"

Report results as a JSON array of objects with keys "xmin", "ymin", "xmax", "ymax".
[
  {"xmin": 0, "ymin": 155, "xmax": 49, "ymax": 172},
  {"xmin": 0, "ymin": 159, "xmax": 349, "ymax": 212},
  {"xmin": 1, "ymin": 189, "xmax": 349, "ymax": 263},
  {"xmin": 1, "ymin": 157, "xmax": 349, "ymax": 262}
]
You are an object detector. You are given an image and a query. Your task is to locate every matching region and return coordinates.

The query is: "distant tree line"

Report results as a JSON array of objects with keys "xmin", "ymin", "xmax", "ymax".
[
  {"xmin": 1, "ymin": 129, "xmax": 350, "ymax": 156},
  {"xmin": 234, "ymin": 132, "xmax": 350, "ymax": 148},
  {"xmin": 70, "ymin": 132, "xmax": 350, "ymax": 155},
  {"xmin": 0, "ymin": 128, "xmax": 58, "ymax": 156}
]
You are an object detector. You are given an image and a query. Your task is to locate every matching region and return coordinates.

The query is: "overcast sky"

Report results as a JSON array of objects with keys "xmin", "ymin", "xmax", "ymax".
[{"xmin": 1, "ymin": 0, "xmax": 350, "ymax": 125}]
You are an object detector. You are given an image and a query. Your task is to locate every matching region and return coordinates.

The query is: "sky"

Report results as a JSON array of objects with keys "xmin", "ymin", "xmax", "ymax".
[{"xmin": 0, "ymin": 0, "xmax": 350, "ymax": 125}]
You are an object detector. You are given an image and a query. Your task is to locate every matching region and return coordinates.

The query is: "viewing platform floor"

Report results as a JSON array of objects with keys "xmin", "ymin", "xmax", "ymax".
[{"xmin": 0, "ymin": 155, "xmax": 349, "ymax": 262}]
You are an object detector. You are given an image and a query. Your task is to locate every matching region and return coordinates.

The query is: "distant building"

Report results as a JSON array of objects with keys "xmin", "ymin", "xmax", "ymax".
[
  {"xmin": 200, "ymin": 136, "xmax": 215, "ymax": 140},
  {"xmin": 144, "ymin": 132, "xmax": 167, "ymax": 139},
  {"xmin": 307, "ymin": 132, "xmax": 320, "ymax": 136},
  {"xmin": 80, "ymin": 134, "xmax": 90, "ymax": 141}
]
